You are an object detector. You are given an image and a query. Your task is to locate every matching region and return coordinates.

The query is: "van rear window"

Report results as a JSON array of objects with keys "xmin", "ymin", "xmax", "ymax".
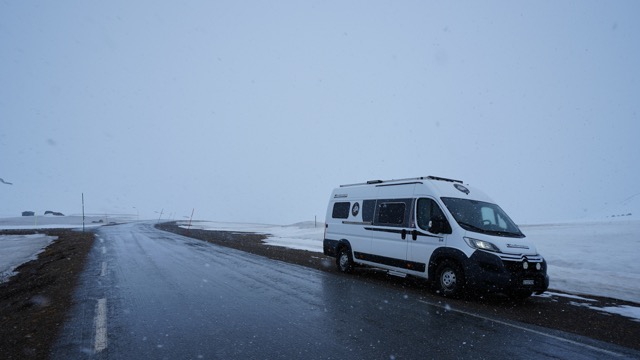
[{"xmin": 332, "ymin": 202, "xmax": 351, "ymax": 219}]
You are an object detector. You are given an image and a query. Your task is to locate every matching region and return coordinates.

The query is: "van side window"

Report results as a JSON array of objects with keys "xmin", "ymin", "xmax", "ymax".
[
  {"xmin": 377, "ymin": 203, "xmax": 405, "ymax": 225},
  {"xmin": 332, "ymin": 202, "xmax": 350, "ymax": 219},
  {"xmin": 362, "ymin": 200, "xmax": 375, "ymax": 223},
  {"xmin": 417, "ymin": 198, "xmax": 451, "ymax": 233},
  {"xmin": 374, "ymin": 199, "xmax": 412, "ymax": 226}
]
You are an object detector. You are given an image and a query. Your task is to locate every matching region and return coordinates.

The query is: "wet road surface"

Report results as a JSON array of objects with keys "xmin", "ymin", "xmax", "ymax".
[{"xmin": 51, "ymin": 223, "xmax": 640, "ymax": 359}]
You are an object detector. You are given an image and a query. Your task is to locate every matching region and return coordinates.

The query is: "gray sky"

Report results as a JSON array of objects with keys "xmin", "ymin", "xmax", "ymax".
[{"xmin": 1, "ymin": 1, "xmax": 639, "ymax": 224}]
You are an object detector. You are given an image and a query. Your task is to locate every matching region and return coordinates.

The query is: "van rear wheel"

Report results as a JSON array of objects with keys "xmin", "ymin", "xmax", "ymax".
[
  {"xmin": 337, "ymin": 247, "xmax": 353, "ymax": 273},
  {"xmin": 436, "ymin": 260, "xmax": 465, "ymax": 298}
]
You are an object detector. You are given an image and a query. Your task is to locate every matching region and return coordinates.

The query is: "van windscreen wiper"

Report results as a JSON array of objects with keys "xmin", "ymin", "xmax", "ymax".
[
  {"xmin": 493, "ymin": 230, "xmax": 525, "ymax": 238},
  {"xmin": 458, "ymin": 222, "xmax": 524, "ymax": 238},
  {"xmin": 456, "ymin": 222, "xmax": 486, "ymax": 233}
]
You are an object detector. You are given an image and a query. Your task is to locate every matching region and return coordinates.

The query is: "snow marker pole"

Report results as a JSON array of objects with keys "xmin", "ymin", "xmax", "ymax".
[
  {"xmin": 82, "ymin": 193, "xmax": 85, "ymax": 232},
  {"xmin": 187, "ymin": 208, "xmax": 194, "ymax": 232}
]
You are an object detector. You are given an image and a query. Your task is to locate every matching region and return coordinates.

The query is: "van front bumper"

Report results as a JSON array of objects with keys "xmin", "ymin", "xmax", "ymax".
[{"xmin": 463, "ymin": 250, "xmax": 549, "ymax": 294}]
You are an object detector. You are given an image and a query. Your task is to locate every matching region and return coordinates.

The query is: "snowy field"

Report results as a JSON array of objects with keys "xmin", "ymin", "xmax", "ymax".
[{"xmin": 521, "ymin": 220, "xmax": 640, "ymax": 304}]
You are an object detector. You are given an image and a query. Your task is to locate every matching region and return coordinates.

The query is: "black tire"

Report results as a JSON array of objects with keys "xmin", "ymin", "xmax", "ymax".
[
  {"xmin": 336, "ymin": 247, "xmax": 353, "ymax": 273},
  {"xmin": 435, "ymin": 260, "xmax": 465, "ymax": 298}
]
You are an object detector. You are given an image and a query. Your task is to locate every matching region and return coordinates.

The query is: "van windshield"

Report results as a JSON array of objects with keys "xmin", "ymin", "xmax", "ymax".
[{"xmin": 441, "ymin": 197, "xmax": 524, "ymax": 238}]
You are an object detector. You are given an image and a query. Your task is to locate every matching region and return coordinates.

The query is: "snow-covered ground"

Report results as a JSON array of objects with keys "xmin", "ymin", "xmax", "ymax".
[
  {"xmin": 521, "ymin": 220, "xmax": 640, "ymax": 304},
  {"xmin": 180, "ymin": 218, "xmax": 640, "ymax": 322},
  {"xmin": 0, "ymin": 214, "xmax": 130, "ymax": 282},
  {"xmin": 0, "ymin": 214, "xmax": 125, "ymax": 230},
  {"xmin": 0, "ymin": 234, "xmax": 57, "ymax": 282},
  {"xmin": 180, "ymin": 220, "xmax": 325, "ymax": 253}
]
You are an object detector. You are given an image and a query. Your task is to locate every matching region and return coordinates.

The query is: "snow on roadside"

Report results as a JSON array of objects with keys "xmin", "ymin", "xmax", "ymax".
[
  {"xmin": 183, "ymin": 220, "xmax": 325, "ymax": 252},
  {"xmin": 0, "ymin": 215, "xmax": 127, "ymax": 283},
  {"xmin": 0, "ymin": 234, "xmax": 57, "ymax": 283},
  {"xmin": 0, "ymin": 215, "xmax": 113, "ymax": 230},
  {"xmin": 568, "ymin": 300, "xmax": 640, "ymax": 323},
  {"xmin": 595, "ymin": 305, "xmax": 640, "ymax": 323},
  {"xmin": 261, "ymin": 221, "xmax": 324, "ymax": 252}
]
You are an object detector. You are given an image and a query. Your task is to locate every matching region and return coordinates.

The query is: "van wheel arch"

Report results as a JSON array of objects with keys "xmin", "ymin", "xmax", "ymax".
[
  {"xmin": 427, "ymin": 248, "xmax": 468, "ymax": 280},
  {"xmin": 428, "ymin": 248, "xmax": 468, "ymax": 298}
]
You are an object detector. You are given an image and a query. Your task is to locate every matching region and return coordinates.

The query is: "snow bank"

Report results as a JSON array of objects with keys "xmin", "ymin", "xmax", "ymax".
[
  {"xmin": 0, "ymin": 234, "xmax": 57, "ymax": 282},
  {"xmin": 184, "ymin": 220, "xmax": 324, "ymax": 252}
]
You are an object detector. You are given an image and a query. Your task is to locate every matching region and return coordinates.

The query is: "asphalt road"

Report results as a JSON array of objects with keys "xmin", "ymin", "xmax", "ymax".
[{"xmin": 50, "ymin": 223, "xmax": 639, "ymax": 359}]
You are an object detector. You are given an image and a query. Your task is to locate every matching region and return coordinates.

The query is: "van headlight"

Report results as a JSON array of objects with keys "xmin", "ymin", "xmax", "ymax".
[{"xmin": 464, "ymin": 237, "xmax": 501, "ymax": 253}]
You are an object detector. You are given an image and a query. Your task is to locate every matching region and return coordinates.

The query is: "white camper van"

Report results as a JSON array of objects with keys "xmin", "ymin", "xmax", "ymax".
[{"xmin": 323, "ymin": 176, "xmax": 549, "ymax": 299}]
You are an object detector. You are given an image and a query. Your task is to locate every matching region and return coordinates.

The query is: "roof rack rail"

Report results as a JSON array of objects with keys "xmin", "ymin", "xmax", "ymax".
[
  {"xmin": 340, "ymin": 176, "xmax": 463, "ymax": 187},
  {"xmin": 426, "ymin": 176, "xmax": 463, "ymax": 184}
]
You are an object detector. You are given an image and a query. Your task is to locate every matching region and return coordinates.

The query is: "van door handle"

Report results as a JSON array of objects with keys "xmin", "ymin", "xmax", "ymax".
[
  {"xmin": 411, "ymin": 230, "xmax": 418, "ymax": 241},
  {"xmin": 401, "ymin": 229, "xmax": 407, "ymax": 240}
]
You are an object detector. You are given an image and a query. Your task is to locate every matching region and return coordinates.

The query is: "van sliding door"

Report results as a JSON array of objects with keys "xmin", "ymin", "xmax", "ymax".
[{"xmin": 366, "ymin": 198, "xmax": 413, "ymax": 268}]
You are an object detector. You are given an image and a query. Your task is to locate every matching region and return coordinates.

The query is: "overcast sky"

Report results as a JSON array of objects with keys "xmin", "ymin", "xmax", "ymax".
[{"xmin": 1, "ymin": 1, "xmax": 639, "ymax": 225}]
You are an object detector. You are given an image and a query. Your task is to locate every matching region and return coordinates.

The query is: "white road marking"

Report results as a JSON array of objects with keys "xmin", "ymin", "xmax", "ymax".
[
  {"xmin": 100, "ymin": 262, "xmax": 107, "ymax": 277},
  {"xmin": 418, "ymin": 299, "xmax": 625, "ymax": 358},
  {"xmin": 94, "ymin": 298, "xmax": 108, "ymax": 352}
]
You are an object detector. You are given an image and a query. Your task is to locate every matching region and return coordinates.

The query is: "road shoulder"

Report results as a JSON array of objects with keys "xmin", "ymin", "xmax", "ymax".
[
  {"xmin": 156, "ymin": 221, "xmax": 640, "ymax": 352},
  {"xmin": 0, "ymin": 229, "xmax": 95, "ymax": 360}
]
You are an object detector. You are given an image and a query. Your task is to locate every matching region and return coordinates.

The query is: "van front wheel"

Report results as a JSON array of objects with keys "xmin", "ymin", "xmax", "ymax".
[
  {"xmin": 436, "ymin": 260, "xmax": 465, "ymax": 298},
  {"xmin": 337, "ymin": 248, "xmax": 353, "ymax": 273}
]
